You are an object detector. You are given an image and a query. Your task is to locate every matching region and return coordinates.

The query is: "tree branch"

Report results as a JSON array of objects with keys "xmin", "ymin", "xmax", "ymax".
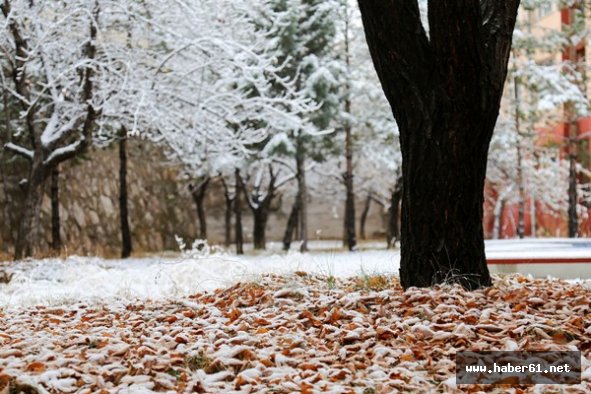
[
  {"xmin": 357, "ymin": 0, "xmax": 432, "ymax": 116},
  {"xmin": 4, "ymin": 142, "xmax": 33, "ymax": 161},
  {"xmin": 480, "ymin": 0, "xmax": 521, "ymax": 94},
  {"xmin": 43, "ymin": 0, "xmax": 100, "ymax": 169}
]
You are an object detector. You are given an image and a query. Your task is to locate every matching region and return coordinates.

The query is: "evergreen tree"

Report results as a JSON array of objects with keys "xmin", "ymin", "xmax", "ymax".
[{"xmin": 256, "ymin": 0, "xmax": 341, "ymax": 251}]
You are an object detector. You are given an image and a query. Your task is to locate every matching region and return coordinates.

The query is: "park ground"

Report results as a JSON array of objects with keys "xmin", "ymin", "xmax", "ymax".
[{"xmin": 0, "ymin": 240, "xmax": 590, "ymax": 393}]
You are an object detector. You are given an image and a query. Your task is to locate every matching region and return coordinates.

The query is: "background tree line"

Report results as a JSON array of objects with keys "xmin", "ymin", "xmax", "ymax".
[{"xmin": 0, "ymin": 0, "xmax": 588, "ymax": 261}]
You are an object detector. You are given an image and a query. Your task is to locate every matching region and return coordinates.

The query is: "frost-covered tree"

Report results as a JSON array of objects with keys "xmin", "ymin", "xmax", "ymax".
[
  {"xmin": 127, "ymin": 0, "xmax": 313, "ymax": 248},
  {"xmin": 255, "ymin": 0, "xmax": 341, "ymax": 252},
  {"xmin": 489, "ymin": 0, "xmax": 589, "ymax": 238},
  {"xmin": 0, "ymin": 0, "xmax": 133, "ymax": 259}
]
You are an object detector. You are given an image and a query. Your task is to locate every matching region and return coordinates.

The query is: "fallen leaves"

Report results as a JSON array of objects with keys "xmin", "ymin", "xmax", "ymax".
[
  {"xmin": 0, "ymin": 274, "xmax": 590, "ymax": 393},
  {"xmin": 25, "ymin": 361, "xmax": 45, "ymax": 373}
]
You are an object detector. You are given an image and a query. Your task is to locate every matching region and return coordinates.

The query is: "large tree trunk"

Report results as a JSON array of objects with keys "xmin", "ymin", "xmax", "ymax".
[
  {"xmin": 359, "ymin": 0, "xmax": 520, "ymax": 289},
  {"xmin": 234, "ymin": 169, "xmax": 244, "ymax": 255},
  {"xmin": 359, "ymin": 194, "xmax": 371, "ymax": 241},
  {"xmin": 50, "ymin": 166, "xmax": 61, "ymax": 252},
  {"xmin": 15, "ymin": 160, "xmax": 47, "ymax": 260},
  {"xmin": 190, "ymin": 178, "xmax": 210, "ymax": 240},
  {"xmin": 119, "ymin": 128, "xmax": 132, "ymax": 258},
  {"xmin": 296, "ymin": 138, "xmax": 309, "ymax": 252},
  {"xmin": 283, "ymin": 197, "xmax": 300, "ymax": 251}
]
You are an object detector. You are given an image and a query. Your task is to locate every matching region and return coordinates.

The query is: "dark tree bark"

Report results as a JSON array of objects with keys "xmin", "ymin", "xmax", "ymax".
[
  {"xmin": 16, "ymin": 158, "xmax": 47, "ymax": 259},
  {"xmin": 343, "ymin": 125, "xmax": 356, "ymax": 251},
  {"xmin": 342, "ymin": 10, "xmax": 357, "ymax": 252},
  {"xmin": 283, "ymin": 197, "xmax": 300, "ymax": 251},
  {"xmin": 190, "ymin": 177, "xmax": 210, "ymax": 240},
  {"xmin": 50, "ymin": 166, "xmax": 61, "ymax": 252},
  {"xmin": 243, "ymin": 166, "xmax": 277, "ymax": 250},
  {"xmin": 119, "ymin": 127, "xmax": 132, "ymax": 258},
  {"xmin": 567, "ymin": 122, "xmax": 579, "ymax": 238},
  {"xmin": 234, "ymin": 169, "xmax": 244, "ymax": 255},
  {"xmin": 252, "ymin": 210, "xmax": 269, "ymax": 250},
  {"xmin": 359, "ymin": 194, "xmax": 371, "ymax": 241},
  {"xmin": 387, "ymin": 177, "xmax": 403, "ymax": 249},
  {"xmin": 220, "ymin": 176, "xmax": 234, "ymax": 247},
  {"xmin": 359, "ymin": 0, "xmax": 520, "ymax": 289}
]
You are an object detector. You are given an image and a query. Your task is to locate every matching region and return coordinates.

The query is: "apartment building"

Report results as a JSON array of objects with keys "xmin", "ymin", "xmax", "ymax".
[{"xmin": 484, "ymin": 2, "xmax": 591, "ymax": 238}]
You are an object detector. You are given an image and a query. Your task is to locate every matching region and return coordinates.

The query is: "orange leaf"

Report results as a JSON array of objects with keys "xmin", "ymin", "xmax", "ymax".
[
  {"xmin": 26, "ymin": 361, "xmax": 46, "ymax": 373},
  {"xmin": 300, "ymin": 363, "xmax": 318, "ymax": 371},
  {"xmin": 330, "ymin": 370, "xmax": 348, "ymax": 381},
  {"xmin": 551, "ymin": 331, "xmax": 568, "ymax": 344},
  {"xmin": 225, "ymin": 308, "xmax": 242, "ymax": 323},
  {"xmin": 329, "ymin": 307, "xmax": 342, "ymax": 324},
  {"xmin": 164, "ymin": 315, "xmax": 178, "ymax": 324},
  {"xmin": 182, "ymin": 310, "xmax": 196, "ymax": 319},
  {"xmin": 301, "ymin": 382, "xmax": 314, "ymax": 394},
  {"xmin": 400, "ymin": 353, "xmax": 414, "ymax": 362},
  {"xmin": 512, "ymin": 303, "xmax": 527, "ymax": 312}
]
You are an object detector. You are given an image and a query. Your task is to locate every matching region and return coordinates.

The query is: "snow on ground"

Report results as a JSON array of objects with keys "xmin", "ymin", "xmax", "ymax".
[
  {"xmin": 0, "ymin": 248, "xmax": 399, "ymax": 309},
  {"xmin": 2, "ymin": 238, "xmax": 591, "ymax": 309}
]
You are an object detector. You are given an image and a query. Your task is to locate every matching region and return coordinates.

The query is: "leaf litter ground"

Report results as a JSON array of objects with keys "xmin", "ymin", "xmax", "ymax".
[{"xmin": 0, "ymin": 274, "xmax": 590, "ymax": 393}]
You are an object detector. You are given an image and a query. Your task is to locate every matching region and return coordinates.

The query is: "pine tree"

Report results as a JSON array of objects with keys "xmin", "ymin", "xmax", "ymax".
[{"xmin": 256, "ymin": 0, "xmax": 341, "ymax": 251}]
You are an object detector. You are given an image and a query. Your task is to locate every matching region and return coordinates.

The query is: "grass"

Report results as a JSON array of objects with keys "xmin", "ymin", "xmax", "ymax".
[{"xmin": 185, "ymin": 351, "xmax": 212, "ymax": 371}]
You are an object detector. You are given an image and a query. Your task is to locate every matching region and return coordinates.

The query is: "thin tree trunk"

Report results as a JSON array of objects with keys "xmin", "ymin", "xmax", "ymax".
[
  {"xmin": 387, "ymin": 180, "xmax": 402, "ymax": 249},
  {"xmin": 234, "ymin": 169, "xmax": 244, "ymax": 255},
  {"xmin": 567, "ymin": 125, "xmax": 579, "ymax": 237},
  {"xmin": 119, "ymin": 127, "xmax": 132, "ymax": 258},
  {"xmin": 342, "ymin": 9, "xmax": 356, "ymax": 252},
  {"xmin": 296, "ymin": 137, "xmax": 308, "ymax": 252},
  {"xmin": 244, "ymin": 167, "xmax": 276, "ymax": 251},
  {"xmin": 283, "ymin": 197, "xmax": 300, "ymax": 251},
  {"xmin": 220, "ymin": 177, "xmax": 233, "ymax": 247},
  {"xmin": 359, "ymin": 194, "xmax": 371, "ymax": 241},
  {"xmin": 359, "ymin": 0, "xmax": 519, "ymax": 289},
  {"xmin": 50, "ymin": 166, "xmax": 61, "ymax": 252},
  {"xmin": 513, "ymin": 75, "xmax": 526, "ymax": 239},
  {"xmin": 190, "ymin": 178, "xmax": 210, "ymax": 240},
  {"xmin": 343, "ymin": 127, "xmax": 356, "ymax": 251},
  {"xmin": 492, "ymin": 195, "xmax": 506, "ymax": 240},
  {"xmin": 530, "ymin": 194, "xmax": 536, "ymax": 237}
]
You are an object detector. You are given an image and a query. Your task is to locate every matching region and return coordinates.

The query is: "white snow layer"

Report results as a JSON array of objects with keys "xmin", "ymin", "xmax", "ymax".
[
  {"xmin": 0, "ymin": 249, "xmax": 398, "ymax": 309},
  {"xmin": 2, "ymin": 238, "xmax": 591, "ymax": 308}
]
